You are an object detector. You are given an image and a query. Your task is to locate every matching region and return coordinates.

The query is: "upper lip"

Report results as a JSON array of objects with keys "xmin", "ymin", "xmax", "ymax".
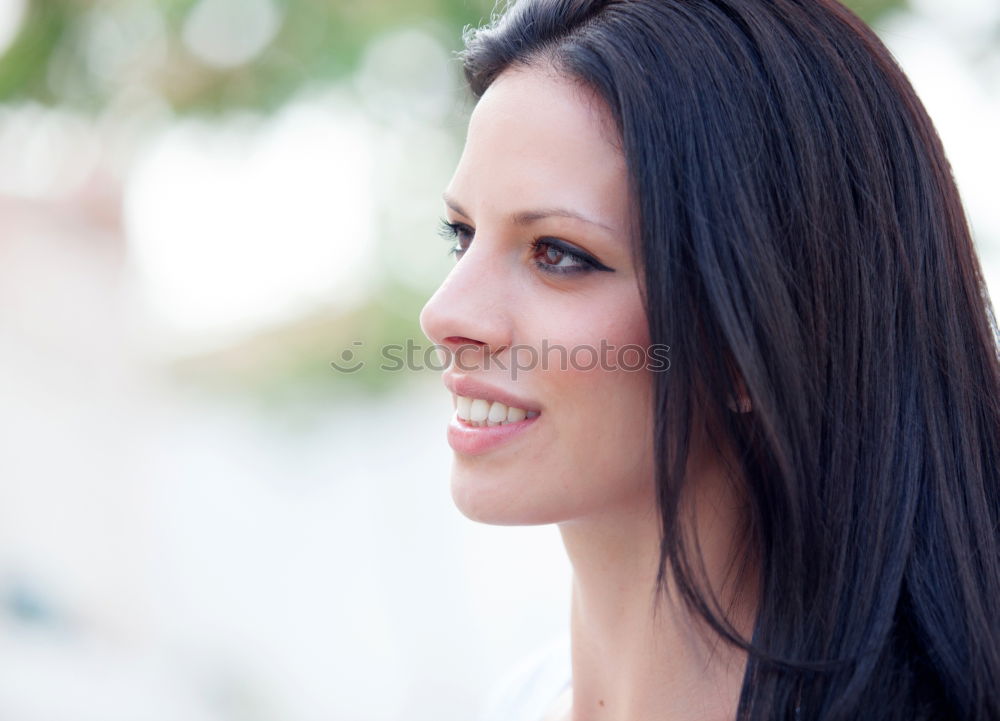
[{"xmin": 442, "ymin": 373, "xmax": 542, "ymax": 413}]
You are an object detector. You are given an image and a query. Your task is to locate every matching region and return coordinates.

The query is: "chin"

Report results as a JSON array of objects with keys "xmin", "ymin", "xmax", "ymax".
[
  {"xmin": 449, "ymin": 463, "xmax": 567, "ymax": 526},
  {"xmin": 449, "ymin": 461, "xmax": 604, "ymax": 527}
]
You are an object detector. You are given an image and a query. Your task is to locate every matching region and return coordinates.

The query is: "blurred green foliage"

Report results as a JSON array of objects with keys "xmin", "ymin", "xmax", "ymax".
[
  {"xmin": 0, "ymin": 0, "xmax": 912, "ymax": 405},
  {"xmin": 0, "ymin": 0, "xmax": 496, "ymax": 112},
  {"xmin": 168, "ymin": 282, "xmax": 435, "ymax": 403},
  {"xmin": 1, "ymin": 0, "xmax": 907, "ymax": 114}
]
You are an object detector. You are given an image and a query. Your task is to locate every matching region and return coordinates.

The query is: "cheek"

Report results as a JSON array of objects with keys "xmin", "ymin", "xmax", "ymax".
[
  {"xmin": 551, "ymin": 354, "xmax": 655, "ymax": 503},
  {"xmin": 533, "ymin": 288, "xmax": 651, "ymax": 389},
  {"xmin": 520, "ymin": 280, "xmax": 649, "ymax": 352},
  {"xmin": 531, "ymin": 293, "xmax": 656, "ymax": 502},
  {"xmin": 449, "ymin": 285, "xmax": 656, "ymax": 526}
]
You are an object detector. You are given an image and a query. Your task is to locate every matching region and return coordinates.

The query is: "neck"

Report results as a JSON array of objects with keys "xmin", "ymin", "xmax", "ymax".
[{"xmin": 557, "ymin": 445, "xmax": 757, "ymax": 721}]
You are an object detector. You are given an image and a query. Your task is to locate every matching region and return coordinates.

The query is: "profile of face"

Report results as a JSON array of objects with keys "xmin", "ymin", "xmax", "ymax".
[{"xmin": 419, "ymin": 65, "xmax": 656, "ymax": 526}]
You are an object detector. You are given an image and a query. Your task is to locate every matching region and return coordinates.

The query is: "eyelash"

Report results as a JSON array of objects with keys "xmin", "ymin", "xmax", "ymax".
[{"xmin": 437, "ymin": 218, "xmax": 607, "ymax": 275}]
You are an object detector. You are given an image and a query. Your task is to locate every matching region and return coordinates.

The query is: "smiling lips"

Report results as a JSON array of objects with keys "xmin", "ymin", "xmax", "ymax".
[
  {"xmin": 455, "ymin": 395, "xmax": 540, "ymax": 427},
  {"xmin": 442, "ymin": 375, "xmax": 542, "ymax": 453}
]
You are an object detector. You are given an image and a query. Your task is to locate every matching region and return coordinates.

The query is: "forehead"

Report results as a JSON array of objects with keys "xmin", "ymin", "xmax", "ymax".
[{"xmin": 448, "ymin": 65, "xmax": 630, "ymax": 225}]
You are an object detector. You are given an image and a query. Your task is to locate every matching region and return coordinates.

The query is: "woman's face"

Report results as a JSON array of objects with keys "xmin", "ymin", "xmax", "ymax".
[{"xmin": 419, "ymin": 65, "xmax": 656, "ymax": 525}]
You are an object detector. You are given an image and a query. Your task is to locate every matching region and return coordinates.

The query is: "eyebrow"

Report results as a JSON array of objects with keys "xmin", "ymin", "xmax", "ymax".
[{"xmin": 442, "ymin": 193, "xmax": 616, "ymax": 233}]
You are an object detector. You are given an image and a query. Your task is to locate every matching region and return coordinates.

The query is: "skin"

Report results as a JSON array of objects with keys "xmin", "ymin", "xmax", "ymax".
[{"xmin": 419, "ymin": 63, "xmax": 756, "ymax": 721}]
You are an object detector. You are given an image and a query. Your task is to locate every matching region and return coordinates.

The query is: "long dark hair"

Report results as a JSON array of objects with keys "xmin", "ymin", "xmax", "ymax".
[{"xmin": 458, "ymin": 0, "xmax": 1000, "ymax": 718}]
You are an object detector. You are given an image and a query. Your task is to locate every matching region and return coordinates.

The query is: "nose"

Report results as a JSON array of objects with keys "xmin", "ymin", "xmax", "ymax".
[{"xmin": 419, "ymin": 243, "xmax": 513, "ymax": 369}]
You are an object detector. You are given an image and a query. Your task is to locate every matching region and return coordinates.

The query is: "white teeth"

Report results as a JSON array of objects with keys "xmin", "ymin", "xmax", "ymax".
[
  {"xmin": 456, "ymin": 396, "xmax": 471, "ymax": 420},
  {"xmin": 469, "ymin": 398, "xmax": 490, "ymax": 423},
  {"xmin": 487, "ymin": 402, "xmax": 507, "ymax": 426},
  {"xmin": 454, "ymin": 395, "xmax": 537, "ymax": 427},
  {"xmin": 506, "ymin": 406, "xmax": 526, "ymax": 423}
]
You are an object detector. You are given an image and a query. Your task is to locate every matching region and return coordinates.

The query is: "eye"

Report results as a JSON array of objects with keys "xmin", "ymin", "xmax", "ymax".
[
  {"xmin": 438, "ymin": 218, "xmax": 473, "ymax": 258},
  {"xmin": 530, "ymin": 238, "xmax": 615, "ymax": 275}
]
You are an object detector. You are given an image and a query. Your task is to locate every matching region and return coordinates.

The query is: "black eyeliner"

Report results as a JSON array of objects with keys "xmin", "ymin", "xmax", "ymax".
[
  {"xmin": 536, "ymin": 237, "xmax": 616, "ymax": 273},
  {"xmin": 438, "ymin": 218, "xmax": 473, "ymax": 256},
  {"xmin": 437, "ymin": 218, "xmax": 615, "ymax": 273}
]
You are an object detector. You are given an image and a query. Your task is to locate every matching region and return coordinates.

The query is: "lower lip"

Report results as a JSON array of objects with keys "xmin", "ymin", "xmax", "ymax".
[{"xmin": 446, "ymin": 413, "xmax": 540, "ymax": 456}]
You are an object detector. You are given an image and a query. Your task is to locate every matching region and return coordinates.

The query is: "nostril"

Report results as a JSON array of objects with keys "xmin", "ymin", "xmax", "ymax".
[{"xmin": 444, "ymin": 337, "xmax": 486, "ymax": 347}]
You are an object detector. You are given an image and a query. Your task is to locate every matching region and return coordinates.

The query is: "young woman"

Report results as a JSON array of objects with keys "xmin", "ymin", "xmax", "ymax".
[{"xmin": 418, "ymin": 1, "xmax": 1000, "ymax": 719}]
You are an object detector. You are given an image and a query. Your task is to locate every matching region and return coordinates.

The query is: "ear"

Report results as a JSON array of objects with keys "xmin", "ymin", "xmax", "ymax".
[
  {"xmin": 724, "ymin": 361, "xmax": 752, "ymax": 414},
  {"xmin": 726, "ymin": 393, "xmax": 753, "ymax": 413}
]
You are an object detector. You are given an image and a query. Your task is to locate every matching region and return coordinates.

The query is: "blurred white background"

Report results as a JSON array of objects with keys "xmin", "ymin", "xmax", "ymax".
[{"xmin": 0, "ymin": 0, "xmax": 997, "ymax": 719}]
